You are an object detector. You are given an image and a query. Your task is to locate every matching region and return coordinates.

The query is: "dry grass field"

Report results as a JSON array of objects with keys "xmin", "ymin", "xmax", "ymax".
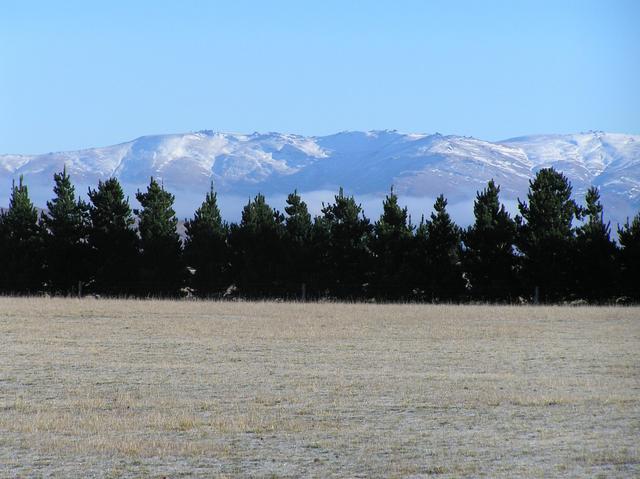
[{"xmin": 0, "ymin": 298, "xmax": 638, "ymax": 478}]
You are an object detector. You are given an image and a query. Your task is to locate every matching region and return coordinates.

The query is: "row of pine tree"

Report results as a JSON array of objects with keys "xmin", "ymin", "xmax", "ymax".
[{"xmin": 0, "ymin": 167, "xmax": 638, "ymax": 302}]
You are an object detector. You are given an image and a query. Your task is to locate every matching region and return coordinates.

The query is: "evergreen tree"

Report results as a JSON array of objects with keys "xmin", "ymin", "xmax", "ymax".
[
  {"xmin": 574, "ymin": 187, "xmax": 618, "ymax": 301},
  {"xmin": 135, "ymin": 178, "xmax": 183, "ymax": 296},
  {"xmin": 409, "ymin": 215, "xmax": 430, "ymax": 299},
  {"xmin": 184, "ymin": 184, "xmax": 229, "ymax": 297},
  {"xmin": 41, "ymin": 167, "xmax": 91, "ymax": 294},
  {"xmin": 462, "ymin": 180, "xmax": 517, "ymax": 301},
  {"xmin": 371, "ymin": 187, "xmax": 414, "ymax": 300},
  {"xmin": 315, "ymin": 188, "xmax": 372, "ymax": 298},
  {"xmin": 87, "ymin": 178, "xmax": 139, "ymax": 296},
  {"xmin": 516, "ymin": 168, "xmax": 580, "ymax": 301},
  {"xmin": 310, "ymin": 211, "xmax": 333, "ymax": 296},
  {"xmin": 618, "ymin": 212, "xmax": 640, "ymax": 300},
  {"xmin": 423, "ymin": 194, "xmax": 464, "ymax": 301},
  {"xmin": 0, "ymin": 177, "xmax": 43, "ymax": 293},
  {"xmin": 283, "ymin": 190, "xmax": 313, "ymax": 298},
  {"xmin": 229, "ymin": 193, "xmax": 285, "ymax": 297}
]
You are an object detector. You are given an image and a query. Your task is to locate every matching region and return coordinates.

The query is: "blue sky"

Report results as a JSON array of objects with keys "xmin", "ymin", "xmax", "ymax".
[{"xmin": 1, "ymin": 0, "xmax": 639, "ymax": 154}]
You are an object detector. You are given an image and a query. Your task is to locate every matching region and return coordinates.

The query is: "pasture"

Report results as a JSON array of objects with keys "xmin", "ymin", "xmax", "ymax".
[{"xmin": 0, "ymin": 299, "xmax": 638, "ymax": 477}]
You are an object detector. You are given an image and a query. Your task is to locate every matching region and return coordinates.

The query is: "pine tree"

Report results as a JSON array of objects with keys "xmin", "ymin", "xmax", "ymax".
[
  {"xmin": 462, "ymin": 180, "xmax": 517, "ymax": 301},
  {"xmin": 87, "ymin": 177, "xmax": 139, "ymax": 296},
  {"xmin": 315, "ymin": 188, "xmax": 372, "ymax": 299},
  {"xmin": 371, "ymin": 187, "xmax": 413, "ymax": 300},
  {"xmin": 618, "ymin": 212, "xmax": 640, "ymax": 300},
  {"xmin": 0, "ymin": 177, "xmax": 43, "ymax": 293},
  {"xmin": 573, "ymin": 187, "xmax": 618, "ymax": 301},
  {"xmin": 310, "ymin": 212, "xmax": 333, "ymax": 296},
  {"xmin": 135, "ymin": 177, "xmax": 183, "ymax": 296},
  {"xmin": 229, "ymin": 193, "xmax": 285, "ymax": 297},
  {"xmin": 409, "ymin": 215, "xmax": 430, "ymax": 299},
  {"xmin": 516, "ymin": 168, "xmax": 580, "ymax": 301},
  {"xmin": 41, "ymin": 167, "xmax": 91, "ymax": 294},
  {"xmin": 184, "ymin": 184, "xmax": 229, "ymax": 297},
  {"xmin": 283, "ymin": 190, "xmax": 313, "ymax": 298},
  {"xmin": 423, "ymin": 194, "xmax": 464, "ymax": 301}
]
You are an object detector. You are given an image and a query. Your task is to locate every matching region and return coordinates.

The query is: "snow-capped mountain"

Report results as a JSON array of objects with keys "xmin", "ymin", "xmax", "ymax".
[{"xmin": 1, "ymin": 130, "xmax": 638, "ymax": 224}]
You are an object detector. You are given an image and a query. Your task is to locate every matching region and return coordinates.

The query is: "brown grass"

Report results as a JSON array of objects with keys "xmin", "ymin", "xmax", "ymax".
[{"xmin": 0, "ymin": 298, "xmax": 638, "ymax": 477}]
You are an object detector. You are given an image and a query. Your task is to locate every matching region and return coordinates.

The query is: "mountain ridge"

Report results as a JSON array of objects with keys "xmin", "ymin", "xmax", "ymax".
[{"xmin": 1, "ymin": 130, "xmax": 638, "ymax": 223}]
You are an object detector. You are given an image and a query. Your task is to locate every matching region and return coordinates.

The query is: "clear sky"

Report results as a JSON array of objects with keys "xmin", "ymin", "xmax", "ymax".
[{"xmin": 1, "ymin": 0, "xmax": 639, "ymax": 154}]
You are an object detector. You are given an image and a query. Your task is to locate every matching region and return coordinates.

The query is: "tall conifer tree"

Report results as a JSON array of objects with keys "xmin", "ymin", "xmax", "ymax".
[
  {"xmin": 184, "ymin": 184, "xmax": 229, "ymax": 297},
  {"xmin": 135, "ymin": 177, "xmax": 183, "ymax": 296},
  {"xmin": 372, "ymin": 187, "xmax": 413, "ymax": 299},
  {"xmin": 310, "ymin": 211, "xmax": 332, "ymax": 296},
  {"xmin": 315, "ymin": 188, "xmax": 372, "ymax": 298},
  {"xmin": 409, "ymin": 215, "xmax": 430, "ymax": 299},
  {"xmin": 0, "ymin": 177, "xmax": 43, "ymax": 293},
  {"xmin": 88, "ymin": 178, "xmax": 139, "ymax": 295},
  {"xmin": 41, "ymin": 167, "xmax": 91, "ymax": 294},
  {"xmin": 516, "ymin": 168, "xmax": 580, "ymax": 301},
  {"xmin": 618, "ymin": 212, "xmax": 640, "ymax": 300},
  {"xmin": 229, "ymin": 194, "xmax": 285, "ymax": 297},
  {"xmin": 462, "ymin": 180, "xmax": 517, "ymax": 301},
  {"xmin": 574, "ymin": 187, "xmax": 618, "ymax": 301},
  {"xmin": 423, "ymin": 195, "xmax": 464, "ymax": 301},
  {"xmin": 283, "ymin": 190, "xmax": 313, "ymax": 297}
]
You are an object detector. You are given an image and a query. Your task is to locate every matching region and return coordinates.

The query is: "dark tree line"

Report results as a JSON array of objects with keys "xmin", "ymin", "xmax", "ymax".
[{"xmin": 0, "ymin": 167, "xmax": 638, "ymax": 302}]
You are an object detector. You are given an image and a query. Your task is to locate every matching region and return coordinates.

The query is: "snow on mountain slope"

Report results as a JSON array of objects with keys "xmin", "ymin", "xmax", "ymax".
[
  {"xmin": 265, "ymin": 131, "xmax": 533, "ymax": 202},
  {"xmin": 501, "ymin": 131, "xmax": 640, "ymax": 223},
  {"xmin": 0, "ymin": 130, "xmax": 638, "ymax": 223},
  {"xmin": 502, "ymin": 131, "xmax": 640, "ymax": 185},
  {"xmin": 0, "ymin": 155, "xmax": 31, "ymax": 175}
]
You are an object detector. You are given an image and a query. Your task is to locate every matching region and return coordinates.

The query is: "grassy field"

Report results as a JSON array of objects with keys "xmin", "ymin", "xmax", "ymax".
[{"xmin": 0, "ymin": 298, "xmax": 638, "ymax": 478}]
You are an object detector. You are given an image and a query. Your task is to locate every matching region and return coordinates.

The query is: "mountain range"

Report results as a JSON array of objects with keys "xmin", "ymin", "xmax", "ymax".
[{"xmin": 1, "ymin": 130, "xmax": 638, "ymax": 225}]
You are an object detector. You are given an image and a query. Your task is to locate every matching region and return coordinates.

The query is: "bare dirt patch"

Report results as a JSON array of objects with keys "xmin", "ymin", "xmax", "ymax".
[{"xmin": 1, "ymin": 299, "xmax": 638, "ymax": 477}]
